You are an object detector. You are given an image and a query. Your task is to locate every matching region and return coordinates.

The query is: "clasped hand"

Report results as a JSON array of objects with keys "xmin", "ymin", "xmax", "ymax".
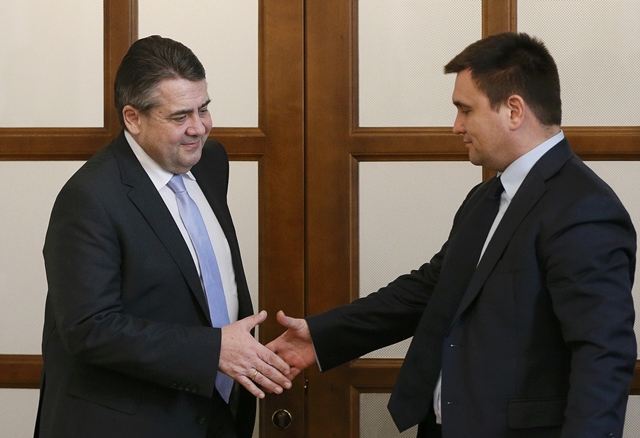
[
  {"xmin": 219, "ymin": 310, "xmax": 292, "ymax": 399},
  {"xmin": 220, "ymin": 310, "xmax": 315, "ymax": 399}
]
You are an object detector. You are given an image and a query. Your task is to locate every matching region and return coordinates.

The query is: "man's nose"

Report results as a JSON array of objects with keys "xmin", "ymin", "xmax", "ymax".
[
  {"xmin": 452, "ymin": 115, "xmax": 464, "ymax": 135},
  {"xmin": 186, "ymin": 114, "xmax": 207, "ymax": 136}
]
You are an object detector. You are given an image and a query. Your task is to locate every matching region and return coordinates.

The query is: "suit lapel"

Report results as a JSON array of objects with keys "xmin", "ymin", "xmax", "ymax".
[
  {"xmin": 111, "ymin": 134, "xmax": 212, "ymax": 322},
  {"xmin": 453, "ymin": 139, "xmax": 575, "ymax": 319}
]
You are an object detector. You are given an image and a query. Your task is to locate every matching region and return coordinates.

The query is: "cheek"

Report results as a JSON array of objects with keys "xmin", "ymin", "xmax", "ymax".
[{"xmin": 167, "ymin": 126, "xmax": 190, "ymax": 143}]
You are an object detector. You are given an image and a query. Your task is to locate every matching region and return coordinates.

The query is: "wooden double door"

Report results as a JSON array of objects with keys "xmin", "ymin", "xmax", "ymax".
[
  {"xmin": 260, "ymin": 0, "xmax": 640, "ymax": 437},
  {"xmin": 2, "ymin": 1, "xmax": 637, "ymax": 437},
  {"xmin": 266, "ymin": 1, "xmax": 498, "ymax": 437}
]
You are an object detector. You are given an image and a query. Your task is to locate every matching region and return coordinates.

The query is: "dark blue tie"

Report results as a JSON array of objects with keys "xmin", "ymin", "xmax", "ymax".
[
  {"xmin": 167, "ymin": 174, "xmax": 234, "ymax": 403},
  {"xmin": 388, "ymin": 177, "xmax": 504, "ymax": 431}
]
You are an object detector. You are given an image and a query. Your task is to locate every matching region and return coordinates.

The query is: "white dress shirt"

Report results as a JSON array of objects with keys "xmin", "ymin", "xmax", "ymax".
[{"xmin": 125, "ymin": 131, "xmax": 239, "ymax": 323}]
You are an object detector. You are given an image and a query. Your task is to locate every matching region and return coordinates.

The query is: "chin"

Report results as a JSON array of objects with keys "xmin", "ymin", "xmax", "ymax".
[{"xmin": 468, "ymin": 154, "xmax": 481, "ymax": 166}]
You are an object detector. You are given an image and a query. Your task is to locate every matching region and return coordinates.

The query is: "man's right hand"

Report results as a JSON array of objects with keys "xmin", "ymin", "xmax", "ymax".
[{"xmin": 265, "ymin": 310, "xmax": 317, "ymax": 380}]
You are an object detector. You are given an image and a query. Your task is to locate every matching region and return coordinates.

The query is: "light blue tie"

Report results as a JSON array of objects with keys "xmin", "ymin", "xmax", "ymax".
[{"xmin": 167, "ymin": 174, "xmax": 234, "ymax": 403}]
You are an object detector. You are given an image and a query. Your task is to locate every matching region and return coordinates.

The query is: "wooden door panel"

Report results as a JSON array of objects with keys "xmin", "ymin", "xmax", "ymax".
[
  {"xmin": 304, "ymin": 0, "xmax": 640, "ymax": 436},
  {"xmin": 305, "ymin": 0, "xmax": 478, "ymax": 434}
]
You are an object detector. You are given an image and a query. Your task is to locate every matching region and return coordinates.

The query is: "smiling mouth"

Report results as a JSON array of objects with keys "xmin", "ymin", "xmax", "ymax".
[{"xmin": 182, "ymin": 138, "xmax": 202, "ymax": 147}]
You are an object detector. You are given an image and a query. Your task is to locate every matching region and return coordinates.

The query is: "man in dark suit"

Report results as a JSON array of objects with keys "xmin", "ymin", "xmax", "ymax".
[
  {"xmin": 34, "ymin": 35, "xmax": 291, "ymax": 438},
  {"xmin": 267, "ymin": 32, "xmax": 637, "ymax": 437}
]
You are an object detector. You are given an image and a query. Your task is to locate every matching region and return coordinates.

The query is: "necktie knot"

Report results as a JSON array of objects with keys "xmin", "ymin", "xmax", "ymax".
[
  {"xmin": 167, "ymin": 174, "xmax": 187, "ymax": 194},
  {"xmin": 488, "ymin": 176, "xmax": 504, "ymax": 200}
]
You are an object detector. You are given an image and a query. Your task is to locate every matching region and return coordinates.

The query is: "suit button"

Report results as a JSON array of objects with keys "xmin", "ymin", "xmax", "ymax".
[{"xmin": 196, "ymin": 415, "xmax": 207, "ymax": 425}]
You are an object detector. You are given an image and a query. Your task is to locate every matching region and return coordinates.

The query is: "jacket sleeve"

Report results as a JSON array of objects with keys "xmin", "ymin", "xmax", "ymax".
[
  {"xmin": 307, "ymin": 250, "xmax": 442, "ymax": 371},
  {"xmin": 307, "ymin": 183, "xmax": 484, "ymax": 371},
  {"xmin": 543, "ymin": 191, "xmax": 637, "ymax": 437}
]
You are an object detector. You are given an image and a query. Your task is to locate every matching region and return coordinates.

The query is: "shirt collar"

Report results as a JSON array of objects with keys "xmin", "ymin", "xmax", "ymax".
[
  {"xmin": 499, "ymin": 130, "xmax": 564, "ymax": 200},
  {"xmin": 124, "ymin": 130, "xmax": 196, "ymax": 189}
]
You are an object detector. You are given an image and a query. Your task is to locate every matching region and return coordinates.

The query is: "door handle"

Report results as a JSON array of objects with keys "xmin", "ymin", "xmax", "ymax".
[{"xmin": 271, "ymin": 408, "xmax": 292, "ymax": 429}]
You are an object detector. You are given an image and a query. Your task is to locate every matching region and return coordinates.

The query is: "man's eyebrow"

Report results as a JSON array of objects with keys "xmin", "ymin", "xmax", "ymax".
[
  {"xmin": 453, "ymin": 99, "xmax": 469, "ymax": 108},
  {"xmin": 168, "ymin": 99, "xmax": 211, "ymax": 118}
]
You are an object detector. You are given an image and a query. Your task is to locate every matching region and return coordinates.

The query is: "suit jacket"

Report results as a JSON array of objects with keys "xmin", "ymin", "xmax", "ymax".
[
  {"xmin": 35, "ymin": 132, "xmax": 255, "ymax": 438},
  {"xmin": 308, "ymin": 139, "xmax": 637, "ymax": 437}
]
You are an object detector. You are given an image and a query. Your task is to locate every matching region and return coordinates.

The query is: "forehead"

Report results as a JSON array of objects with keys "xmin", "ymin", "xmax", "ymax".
[
  {"xmin": 452, "ymin": 69, "xmax": 485, "ymax": 106},
  {"xmin": 153, "ymin": 78, "xmax": 209, "ymax": 110}
]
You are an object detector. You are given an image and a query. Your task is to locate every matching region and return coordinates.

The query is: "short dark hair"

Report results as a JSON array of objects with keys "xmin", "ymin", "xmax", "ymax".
[
  {"xmin": 114, "ymin": 35, "xmax": 206, "ymax": 128},
  {"xmin": 444, "ymin": 32, "xmax": 561, "ymax": 126}
]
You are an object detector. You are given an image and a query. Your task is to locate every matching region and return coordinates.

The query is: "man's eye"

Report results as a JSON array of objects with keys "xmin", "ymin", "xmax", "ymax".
[
  {"xmin": 173, "ymin": 115, "xmax": 187, "ymax": 123},
  {"xmin": 199, "ymin": 108, "xmax": 209, "ymax": 116}
]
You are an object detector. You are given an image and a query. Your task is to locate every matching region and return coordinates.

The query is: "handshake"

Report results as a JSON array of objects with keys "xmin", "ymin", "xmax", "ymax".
[{"xmin": 218, "ymin": 310, "xmax": 315, "ymax": 399}]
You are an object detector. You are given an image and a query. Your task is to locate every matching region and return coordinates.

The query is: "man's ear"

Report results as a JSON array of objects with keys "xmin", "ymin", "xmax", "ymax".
[
  {"xmin": 506, "ymin": 95, "xmax": 525, "ymax": 130},
  {"xmin": 122, "ymin": 105, "xmax": 142, "ymax": 135}
]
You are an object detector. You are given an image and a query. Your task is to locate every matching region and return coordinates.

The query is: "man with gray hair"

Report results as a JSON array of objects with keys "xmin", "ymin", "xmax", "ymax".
[{"xmin": 35, "ymin": 35, "xmax": 290, "ymax": 438}]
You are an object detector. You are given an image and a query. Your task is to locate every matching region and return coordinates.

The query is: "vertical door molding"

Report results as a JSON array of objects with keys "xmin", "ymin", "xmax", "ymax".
[
  {"xmin": 256, "ymin": 1, "xmax": 306, "ymax": 437},
  {"xmin": 483, "ymin": 0, "xmax": 517, "ymax": 36}
]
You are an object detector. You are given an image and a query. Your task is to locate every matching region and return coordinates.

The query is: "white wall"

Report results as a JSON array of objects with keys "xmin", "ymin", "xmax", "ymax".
[{"xmin": 0, "ymin": 1, "xmax": 103, "ymax": 127}]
